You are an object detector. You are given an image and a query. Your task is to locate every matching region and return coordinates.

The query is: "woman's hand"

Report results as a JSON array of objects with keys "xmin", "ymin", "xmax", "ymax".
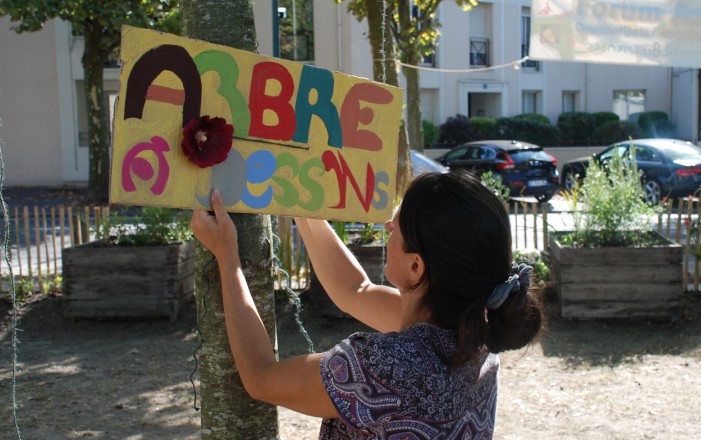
[{"xmin": 190, "ymin": 188, "xmax": 238, "ymax": 262}]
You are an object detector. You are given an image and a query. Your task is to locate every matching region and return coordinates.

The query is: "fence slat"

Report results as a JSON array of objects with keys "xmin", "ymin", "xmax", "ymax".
[
  {"xmin": 42, "ymin": 207, "xmax": 51, "ymax": 277},
  {"xmin": 23, "ymin": 206, "xmax": 32, "ymax": 278},
  {"xmin": 34, "ymin": 206, "xmax": 43, "ymax": 278},
  {"xmin": 542, "ymin": 203, "xmax": 549, "ymax": 252},
  {"xmin": 51, "ymin": 207, "xmax": 58, "ymax": 275},
  {"xmin": 14, "ymin": 207, "xmax": 22, "ymax": 277}
]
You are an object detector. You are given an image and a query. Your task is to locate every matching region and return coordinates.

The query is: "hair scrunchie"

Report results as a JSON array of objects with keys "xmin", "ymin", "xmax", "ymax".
[{"xmin": 486, "ymin": 263, "xmax": 533, "ymax": 310}]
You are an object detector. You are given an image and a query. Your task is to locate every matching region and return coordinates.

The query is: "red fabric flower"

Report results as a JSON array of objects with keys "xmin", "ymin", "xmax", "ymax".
[{"xmin": 181, "ymin": 115, "xmax": 234, "ymax": 168}]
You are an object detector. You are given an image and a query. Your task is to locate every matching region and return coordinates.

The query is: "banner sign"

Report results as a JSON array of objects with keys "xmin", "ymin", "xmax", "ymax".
[
  {"xmin": 530, "ymin": 0, "xmax": 701, "ymax": 68},
  {"xmin": 110, "ymin": 26, "xmax": 403, "ymax": 223}
]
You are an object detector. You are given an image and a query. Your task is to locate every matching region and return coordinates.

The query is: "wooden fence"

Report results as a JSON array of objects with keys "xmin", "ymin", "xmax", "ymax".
[
  {"xmin": 658, "ymin": 196, "xmax": 701, "ymax": 291},
  {"xmin": 1, "ymin": 205, "xmax": 109, "ymax": 280},
  {"xmin": 5, "ymin": 198, "xmax": 701, "ymax": 292}
]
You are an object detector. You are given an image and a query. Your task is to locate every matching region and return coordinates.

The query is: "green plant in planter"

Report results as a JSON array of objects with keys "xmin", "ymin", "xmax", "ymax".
[
  {"xmin": 561, "ymin": 143, "xmax": 662, "ymax": 247},
  {"xmin": 94, "ymin": 207, "xmax": 193, "ymax": 246},
  {"xmin": 481, "ymin": 170, "xmax": 511, "ymax": 203}
]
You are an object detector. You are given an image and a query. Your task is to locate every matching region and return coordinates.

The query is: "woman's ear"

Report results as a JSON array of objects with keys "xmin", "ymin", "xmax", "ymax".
[{"xmin": 409, "ymin": 253, "xmax": 426, "ymax": 285}]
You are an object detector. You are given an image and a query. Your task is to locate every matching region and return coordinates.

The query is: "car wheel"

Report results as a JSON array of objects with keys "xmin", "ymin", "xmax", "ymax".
[
  {"xmin": 563, "ymin": 169, "xmax": 577, "ymax": 192},
  {"xmin": 643, "ymin": 180, "xmax": 662, "ymax": 205},
  {"xmin": 536, "ymin": 193, "xmax": 553, "ymax": 203}
]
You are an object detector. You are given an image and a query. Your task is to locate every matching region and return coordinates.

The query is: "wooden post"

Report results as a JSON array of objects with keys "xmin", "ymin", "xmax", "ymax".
[
  {"xmin": 23, "ymin": 206, "xmax": 32, "ymax": 278},
  {"xmin": 51, "ymin": 207, "xmax": 58, "ymax": 275},
  {"xmin": 59, "ymin": 206, "xmax": 66, "ymax": 256},
  {"xmin": 14, "ymin": 207, "xmax": 23, "ymax": 277},
  {"xmin": 541, "ymin": 203, "xmax": 549, "ymax": 252},
  {"xmin": 75, "ymin": 213, "xmax": 83, "ymax": 246},
  {"xmin": 42, "ymin": 208, "xmax": 51, "ymax": 277},
  {"xmin": 84, "ymin": 207, "xmax": 91, "ymax": 242},
  {"xmin": 67, "ymin": 207, "xmax": 75, "ymax": 247},
  {"xmin": 521, "ymin": 202, "xmax": 528, "ymax": 249},
  {"xmin": 34, "ymin": 206, "xmax": 42, "ymax": 278}
]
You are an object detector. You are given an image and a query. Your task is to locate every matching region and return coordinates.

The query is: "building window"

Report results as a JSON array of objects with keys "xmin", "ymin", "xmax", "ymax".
[
  {"xmin": 563, "ymin": 91, "xmax": 577, "ymax": 113},
  {"xmin": 470, "ymin": 38, "xmax": 489, "ymax": 68},
  {"xmin": 521, "ymin": 14, "xmax": 540, "ymax": 71},
  {"xmin": 522, "ymin": 91, "xmax": 540, "ymax": 114},
  {"xmin": 279, "ymin": 0, "xmax": 314, "ymax": 62},
  {"xmin": 613, "ymin": 90, "xmax": 645, "ymax": 120}
]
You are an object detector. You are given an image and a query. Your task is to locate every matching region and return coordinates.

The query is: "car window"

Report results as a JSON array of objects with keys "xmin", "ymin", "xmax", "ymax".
[
  {"xmin": 630, "ymin": 145, "xmax": 661, "ymax": 163},
  {"xmin": 508, "ymin": 149, "xmax": 542, "ymax": 163},
  {"xmin": 467, "ymin": 147, "xmax": 482, "ymax": 159},
  {"xmin": 445, "ymin": 146, "xmax": 468, "ymax": 160},
  {"xmin": 478, "ymin": 147, "xmax": 495, "ymax": 159},
  {"xmin": 601, "ymin": 145, "xmax": 627, "ymax": 161}
]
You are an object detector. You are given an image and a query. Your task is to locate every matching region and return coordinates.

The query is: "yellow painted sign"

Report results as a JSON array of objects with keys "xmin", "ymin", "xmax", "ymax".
[{"xmin": 110, "ymin": 26, "xmax": 403, "ymax": 222}]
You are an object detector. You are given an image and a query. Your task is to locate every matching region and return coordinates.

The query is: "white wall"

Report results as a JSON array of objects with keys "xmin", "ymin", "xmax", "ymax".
[{"xmin": 0, "ymin": 18, "xmax": 66, "ymax": 186}]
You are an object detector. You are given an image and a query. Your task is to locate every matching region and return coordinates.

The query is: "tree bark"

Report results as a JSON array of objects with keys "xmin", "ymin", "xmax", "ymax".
[
  {"xmin": 82, "ymin": 22, "xmax": 111, "ymax": 202},
  {"xmin": 396, "ymin": 0, "xmax": 424, "ymax": 153},
  {"xmin": 182, "ymin": 1, "xmax": 279, "ymax": 438},
  {"xmin": 364, "ymin": 0, "xmax": 412, "ymax": 195}
]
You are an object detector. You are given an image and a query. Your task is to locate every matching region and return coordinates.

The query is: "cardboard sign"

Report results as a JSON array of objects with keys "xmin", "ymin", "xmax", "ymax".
[
  {"xmin": 110, "ymin": 26, "xmax": 403, "ymax": 223},
  {"xmin": 530, "ymin": 0, "xmax": 701, "ymax": 68}
]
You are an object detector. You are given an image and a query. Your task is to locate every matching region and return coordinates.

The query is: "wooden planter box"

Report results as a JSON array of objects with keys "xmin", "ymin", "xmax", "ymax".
[
  {"xmin": 306, "ymin": 243, "xmax": 387, "ymax": 318},
  {"xmin": 62, "ymin": 241, "xmax": 195, "ymax": 320},
  {"xmin": 549, "ymin": 232, "xmax": 683, "ymax": 320}
]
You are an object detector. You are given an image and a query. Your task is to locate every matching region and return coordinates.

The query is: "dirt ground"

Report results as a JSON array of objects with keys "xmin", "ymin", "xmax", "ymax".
[{"xmin": 1, "ymin": 289, "xmax": 700, "ymax": 440}]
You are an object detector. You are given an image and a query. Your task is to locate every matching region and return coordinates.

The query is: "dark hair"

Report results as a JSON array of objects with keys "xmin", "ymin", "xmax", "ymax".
[{"xmin": 399, "ymin": 171, "xmax": 545, "ymax": 366}]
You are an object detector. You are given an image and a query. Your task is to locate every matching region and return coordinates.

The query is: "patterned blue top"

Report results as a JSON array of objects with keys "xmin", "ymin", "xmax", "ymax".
[{"xmin": 318, "ymin": 323, "xmax": 499, "ymax": 439}]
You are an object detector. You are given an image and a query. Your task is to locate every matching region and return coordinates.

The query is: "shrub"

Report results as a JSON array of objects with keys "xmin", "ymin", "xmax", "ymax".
[
  {"xmin": 94, "ymin": 207, "xmax": 193, "ymax": 246},
  {"xmin": 561, "ymin": 144, "xmax": 660, "ymax": 247},
  {"xmin": 557, "ymin": 112, "xmax": 596, "ymax": 146},
  {"xmin": 638, "ymin": 111, "xmax": 669, "ymax": 137},
  {"xmin": 439, "ymin": 114, "xmax": 470, "ymax": 145},
  {"xmin": 593, "ymin": 120, "xmax": 643, "ymax": 145},
  {"xmin": 513, "ymin": 113, "xmax": 551, "ymax": 125},
  {"xmin": 495, "ymin": 116, "xmax": 561, "ymax": 146},
  {"xmin": 592, "ymin": 111, "xmax": 619, "ymax": 128},
  {"xmin": 468, "ymin": 117, "xmax": 497, "ymax": 140},
  {"xmin": 423, "ymin": 119, "xmax": 439, "ymax": 145},
  {"xmin": 438, "ymin": 115, "xmax": 497, "ymax": 145}
]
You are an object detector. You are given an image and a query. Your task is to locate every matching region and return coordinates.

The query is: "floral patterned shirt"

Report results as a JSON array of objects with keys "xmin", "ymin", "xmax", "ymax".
[{"xmin": 318, "ymin": 323, "xmax": 499, "ymax": 439}]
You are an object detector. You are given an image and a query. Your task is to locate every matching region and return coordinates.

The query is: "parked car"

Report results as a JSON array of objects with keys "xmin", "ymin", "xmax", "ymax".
[
  {"xmin": 560, "ymin": 138, "xmax": 701, "ymax": 205},
  {"xmin": 410, "ymin": 150, "xmax": 449, "ymax": 177},
  {"xmin": 434, "ymin": 140, "xmax": 559, "ymax": 202}
]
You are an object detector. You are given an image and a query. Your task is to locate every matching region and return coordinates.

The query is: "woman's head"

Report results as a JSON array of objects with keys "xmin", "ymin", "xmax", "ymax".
[{"xmin": 398, "ymin": 170, "xmax": 545, "ymax": 365}]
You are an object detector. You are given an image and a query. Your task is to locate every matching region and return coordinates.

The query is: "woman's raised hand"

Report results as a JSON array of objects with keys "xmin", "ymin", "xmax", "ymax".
[{"xmin": 190, "ymin": 188, "xmax": 238, "ymax": 262}]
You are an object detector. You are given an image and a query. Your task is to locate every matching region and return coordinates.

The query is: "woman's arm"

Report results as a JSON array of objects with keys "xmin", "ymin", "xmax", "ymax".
[
  {"xmin": 191, "ymin": 189, "xmax": 337, "ymax": 418},
  {"xmin": 294, "ymin": 218, "xmax": 401, "ymax": 332}
]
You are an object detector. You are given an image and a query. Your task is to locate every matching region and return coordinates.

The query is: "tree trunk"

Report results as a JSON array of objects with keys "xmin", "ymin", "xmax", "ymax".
[
  {"xmin": 364, "ymin": 0, "xmax": 412, "ymax": 195},
  {"xmin": 182, "ymin": 1, "xmax": 279, "ymax": 438},
  {"xmin": 194, "ymin": 216, "xmax": 277, "ymax": 439},
  {"xmin": 396, "ymin": 2, "xmax": 424, "ymax": 153},
  {"xmin": 82, "ymin": 23, "xmax": 111, "ymax": 202},
  {"xmin": 403, "ymin": 63, "xmax": 424, "ymax": 152}
]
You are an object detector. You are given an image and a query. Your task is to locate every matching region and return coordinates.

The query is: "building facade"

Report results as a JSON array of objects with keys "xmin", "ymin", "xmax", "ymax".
[{"xmin": 1, "ymin": 0, "xmax": 698, "ymax": 186}]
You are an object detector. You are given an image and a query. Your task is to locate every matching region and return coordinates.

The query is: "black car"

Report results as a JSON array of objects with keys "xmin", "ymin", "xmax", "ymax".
[
  {"xmin": 435, "ymin": 140, "xmax": 560, "ymax": 202},
  {"xmin": 560, "ymin": 138, "xmax": 701, "ymax": 205}
]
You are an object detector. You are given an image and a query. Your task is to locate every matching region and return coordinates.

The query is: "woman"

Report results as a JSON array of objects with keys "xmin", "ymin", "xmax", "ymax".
[{"xmin": 190, "ymin": 170, "xmax": 546, "ymax": 439}]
